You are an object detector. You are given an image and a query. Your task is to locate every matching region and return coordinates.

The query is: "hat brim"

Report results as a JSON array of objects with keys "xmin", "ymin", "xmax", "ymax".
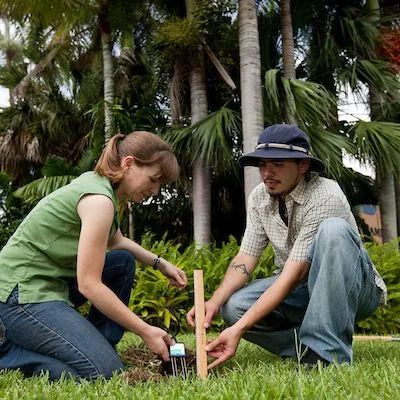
[{"xmin": 238, "ymin": 148, "xmax": 325, "ymax": 172}]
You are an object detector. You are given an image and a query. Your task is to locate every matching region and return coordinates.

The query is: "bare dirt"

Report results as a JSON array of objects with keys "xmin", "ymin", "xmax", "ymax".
[{"xmin": 120, "ymin": 346, "xmax": 196, "ymax": 383}]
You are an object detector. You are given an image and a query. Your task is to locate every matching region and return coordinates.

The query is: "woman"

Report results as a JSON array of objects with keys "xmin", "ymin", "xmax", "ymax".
[{"xmin": 0, "ymin": 131, "xmax": 187, "ymax": 380}]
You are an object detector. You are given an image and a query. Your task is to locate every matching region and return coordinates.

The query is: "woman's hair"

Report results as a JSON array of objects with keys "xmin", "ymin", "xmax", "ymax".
[{"xmin": 95, "ymin": 131, "xmax": 180, "ymax": 184}]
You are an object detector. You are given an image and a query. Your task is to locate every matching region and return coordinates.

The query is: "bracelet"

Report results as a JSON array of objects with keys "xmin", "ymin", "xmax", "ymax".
[{"xmin": 152, "ymin": 255, "xmax": 161, "ymax": 270}]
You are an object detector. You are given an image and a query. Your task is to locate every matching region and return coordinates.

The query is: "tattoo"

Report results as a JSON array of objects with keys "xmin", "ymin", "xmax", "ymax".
[{"xmin": 229, "ymin": 263, "xmax": 250, "ymax": 276}]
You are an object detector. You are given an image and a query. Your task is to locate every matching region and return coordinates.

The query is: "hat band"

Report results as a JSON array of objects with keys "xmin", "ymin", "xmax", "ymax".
[{"xmin": 255, "ymin": 142, "xmax": 310, "ymax": 155}]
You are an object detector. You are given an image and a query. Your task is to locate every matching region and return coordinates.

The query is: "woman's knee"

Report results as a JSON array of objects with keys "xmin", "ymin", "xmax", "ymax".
[
  {"xmin": 75, "ymin": 354, "xmax": 123, "ymax": 380},
  {"xmin": 92, "ymin": 358, "xmax": 123, "ymax": 380}
]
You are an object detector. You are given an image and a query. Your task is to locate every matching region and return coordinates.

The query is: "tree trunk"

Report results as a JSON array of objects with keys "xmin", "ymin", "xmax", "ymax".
[
  {"xmin": 238, "ymin": 0, "xmax": 263, "ymax": 207},
  {"xmin": 186, "ymin": 0, "xmax": 211, "ymax": 248},
  {"xmin": 376, "ymin": 172, "xmax": 398, "ymax": 242},
  {"xmin": 395, "ymin": 176, "xmax": 400, "ymax": 237},
  {"xmin": 367, "ymin": 0, "xmax": 398, "ymax": 242},
  {"xmin": 280, "ymin": 0, "xmax": 296, "ymax": 125},
  {"xmin": 3, "ymin": 19, "xmax": 13, "ymax": 105},
  {"xmin": 99, "ymin": 2, "xmax": 115, "ymax": 144}
]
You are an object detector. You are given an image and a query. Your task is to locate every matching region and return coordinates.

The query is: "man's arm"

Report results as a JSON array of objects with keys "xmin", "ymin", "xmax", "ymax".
[
  {"xmin": 187, "ymin": 252, "xmax": 259, "ymax": 329},
  {"xmin": 233, "ymin": 259, "xmax": 308, "ymax": 334},
  {"xmin": 209, "ymin": 252, "xmax": 259, "ymax": 310},
  {"xmin": 206, "ymin": 258, "xmax": 309, "ymax": 369}
]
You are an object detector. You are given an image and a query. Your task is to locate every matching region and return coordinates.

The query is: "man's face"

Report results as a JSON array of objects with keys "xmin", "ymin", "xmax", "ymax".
[{"xmin": 258, "ymin": 158, "xmax": 310, "ymax": 198}]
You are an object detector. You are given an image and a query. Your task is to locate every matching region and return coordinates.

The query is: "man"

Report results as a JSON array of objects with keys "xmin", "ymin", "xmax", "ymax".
[{"xmin": 187, "ymin": 124, "xmax": 386, "ymax": 369}]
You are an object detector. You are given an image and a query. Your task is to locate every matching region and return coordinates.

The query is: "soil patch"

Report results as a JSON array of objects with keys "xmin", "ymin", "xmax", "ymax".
[{"xmin": 120, "ymin": 345, "xmax": 196, "ymax": 383}]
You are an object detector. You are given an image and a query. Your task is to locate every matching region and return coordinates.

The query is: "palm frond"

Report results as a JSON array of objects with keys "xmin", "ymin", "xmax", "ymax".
[
  {"xmin": 11, "ymin": 27, "xmax": 71, "ymax": 99},
  {"xmin": 264, "ymin": 69, "xmax": 337, "ymax": 127},
  {"xmin": 41, "ymin": 157, "xmax": 78, "ymax": 177},
  {"xmin": 165, "ymin": 106, "xmax": 241, "ymax": 174},
  {"xmin": 350, "ymin": 121, "xmax": 400, "ymax": 176},
  {"xmin": 203, "ymin": 42, "xmax": 236, "ymax": 90},
  {"xmin": 13, "ymin": 175, "xmax": 75, "ymax": 203},
  {"xmin": 290, "ymin": 79, "xmax": 337, "ymax": 127},
  {"xmin": 306, "ymin": 126, "xmax": 355, "ymax": 181},
  {"xmin": 339, "ymin": 59, "xmax": 400, "ymax": 100},
  {"xmin": 76, "ymin": 148, "xmax": 95, "ymax": 174}
]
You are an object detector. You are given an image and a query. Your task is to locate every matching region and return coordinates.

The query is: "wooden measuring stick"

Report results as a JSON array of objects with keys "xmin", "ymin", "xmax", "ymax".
[{"xmin": 194, "ymin": 269, "xmax": 208, "ymax": 378}]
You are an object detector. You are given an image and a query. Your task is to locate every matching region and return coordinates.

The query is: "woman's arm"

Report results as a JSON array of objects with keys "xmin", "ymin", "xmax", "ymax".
[
  {"xmin": 108, "ymin": 227, "xmax": 187, "ymax": 289},
  {"xmin": 76, "ymin": 194, "xmax": 173, "ymax": 360}
]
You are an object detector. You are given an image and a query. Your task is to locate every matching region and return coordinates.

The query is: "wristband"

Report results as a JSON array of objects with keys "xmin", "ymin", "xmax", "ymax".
[{"xmin": 152, "ymin": 255, "xmax": 161, "ymax": 270}]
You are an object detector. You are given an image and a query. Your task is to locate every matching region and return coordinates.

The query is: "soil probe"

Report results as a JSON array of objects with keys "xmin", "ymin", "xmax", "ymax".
[
  {"xmin": 169, "ymin": 342, "xmax": 189, "ymax": 378},
  {"xmin": 194, "ymin": 269, "xmax": 208, "ymax": 378}
]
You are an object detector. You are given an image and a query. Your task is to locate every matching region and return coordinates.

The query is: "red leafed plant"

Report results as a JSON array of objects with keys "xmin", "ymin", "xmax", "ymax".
[{"xmin": 378, "ymin": 27, "xmax": 400, "ymax": 74}]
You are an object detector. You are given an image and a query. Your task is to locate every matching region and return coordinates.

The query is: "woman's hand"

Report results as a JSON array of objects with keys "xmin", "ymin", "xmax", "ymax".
[
  {"xmin": 140, "ymin": 325, "xmax": 174, "ymax": 361},
  {"xmin": 158, "ymin": 259, "xmax": 187, "ymax": 289}
]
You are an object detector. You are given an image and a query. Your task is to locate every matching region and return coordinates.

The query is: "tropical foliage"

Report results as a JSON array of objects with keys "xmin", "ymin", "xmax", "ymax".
[
  {"xmin": 0, "ymin": 0, "xmax": 399, "ymax": 245},
  {"xmin": 123, "ymin": 233, "xmax": 400, "ymax": 335}
]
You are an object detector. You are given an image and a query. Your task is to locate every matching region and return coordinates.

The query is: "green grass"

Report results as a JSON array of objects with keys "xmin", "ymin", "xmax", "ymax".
[{"xmin": 1, "ymin": 333, "xmax": 400, "ymax": 399}]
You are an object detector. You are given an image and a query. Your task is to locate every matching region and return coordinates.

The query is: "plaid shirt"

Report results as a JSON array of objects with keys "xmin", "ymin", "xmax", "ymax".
[{"xmin": 240, "ymin": 173, "xmax": 387, "ymax": 305}]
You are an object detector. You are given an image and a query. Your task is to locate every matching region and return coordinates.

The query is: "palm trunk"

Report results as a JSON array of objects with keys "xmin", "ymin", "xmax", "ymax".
[
  {"xmin": 238, "ymin": 0, "xmax": 263, "ymax": 206},
  {"xmin": 376, "ymin": 172, "xmax": 398, "ymax": 242},
  {"xmin": 4, "ymin": 19, "xmax": 13, "ymax": 105},
  {"xmin": 395, "ymin": 176, "xmax": 400, "ymax": 237},
  {"xmin": 367, "ymin": 0, "xmax": 398, "ymax": 242},
  {"xmin": 99, "ymin": 2, "xmax": 115, "ymax": 144},
  {"xmin": 186, "ymin": 0, "xmax": 211, "ymax": 248},
  {"xmin": 280, "ymin": 0, "xmax": 296, "ymax": 125}
]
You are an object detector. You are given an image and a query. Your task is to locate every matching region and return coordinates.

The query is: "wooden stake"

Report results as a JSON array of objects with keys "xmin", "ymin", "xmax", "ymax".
[{"xmin": 194, "ymin": 269, "xmax": 208, "ymax": 378}]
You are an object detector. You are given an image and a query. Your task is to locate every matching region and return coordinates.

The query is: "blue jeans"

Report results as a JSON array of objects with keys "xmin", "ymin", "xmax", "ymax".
[
  {"xmin": 0, "ymin": 250, "xmax": 135, "ymax": 380},
  {"xmin": 221, "ymin": 218, "xmax": 382, "ymax": 363}
]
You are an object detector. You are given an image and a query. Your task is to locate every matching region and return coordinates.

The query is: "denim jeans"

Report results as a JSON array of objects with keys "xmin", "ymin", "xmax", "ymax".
[
  {"xmin": 221, "ymin": 217, "xmax": 382, "ymax": 363},
  {"xmin": 0, "ymin": 250, "xmax": 135, "ymax": 380}
]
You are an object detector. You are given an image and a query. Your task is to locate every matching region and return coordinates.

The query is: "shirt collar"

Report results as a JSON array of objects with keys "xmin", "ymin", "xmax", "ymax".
[{"xmin": 288, "ymin": 173, "xmax": 318, "ymax": 205}]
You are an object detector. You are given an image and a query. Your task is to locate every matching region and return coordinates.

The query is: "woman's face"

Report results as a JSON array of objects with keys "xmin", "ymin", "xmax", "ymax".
[{"xmin": 117, "ymin": 156, "xmax": 162, "ymax": 203}]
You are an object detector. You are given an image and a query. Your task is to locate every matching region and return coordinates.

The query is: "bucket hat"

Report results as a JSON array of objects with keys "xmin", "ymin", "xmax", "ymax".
[{"xmin": 238, "ymin": 124, "xmax": 324, "ymax": 172}]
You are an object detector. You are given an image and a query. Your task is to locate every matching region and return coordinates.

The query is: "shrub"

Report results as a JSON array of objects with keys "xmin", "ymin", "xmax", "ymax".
[
  {"xmin": 356, "ymin": 240, "xmax": 400, "ymax": 334},
  {"xmin": 130, "ymin": 233, "xmax": 400, "ymax": 336},
  {"xmin": 129, "ymin": 233, "xmax": 275, "ymax": 334}
]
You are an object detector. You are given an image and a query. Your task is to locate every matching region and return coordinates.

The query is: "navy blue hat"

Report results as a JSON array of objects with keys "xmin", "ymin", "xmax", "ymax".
[{"xmin": 238, "ymin": 124, "xmax": 324, "ymax": 172}]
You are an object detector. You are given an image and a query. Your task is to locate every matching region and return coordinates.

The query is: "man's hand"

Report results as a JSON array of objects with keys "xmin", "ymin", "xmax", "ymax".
[
  {"xmin": 158, "ymin": 259, "xmax": 187, "ymax": 289},
  {"xmin": 206, "ymin": 326, "xmax": 242, "ymax": 369},
  {"xmin": 186, "ymin": 299, "xmax": 220, "ymax": 329},
  {"xmin": 140, "ymin": 325, "xmax": 174, "ymax": 361}
]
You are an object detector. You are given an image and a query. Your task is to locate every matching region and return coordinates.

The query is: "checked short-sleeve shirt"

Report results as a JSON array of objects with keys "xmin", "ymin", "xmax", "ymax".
[{"xmin": 240, "ymin": 173, "xmax": 387, "ymax": 304}]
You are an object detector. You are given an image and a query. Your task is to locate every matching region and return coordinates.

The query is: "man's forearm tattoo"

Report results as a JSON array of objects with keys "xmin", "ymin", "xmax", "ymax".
[{"xmin": 229, "ymin": 263, "xmax": 250, "ymax": 276}]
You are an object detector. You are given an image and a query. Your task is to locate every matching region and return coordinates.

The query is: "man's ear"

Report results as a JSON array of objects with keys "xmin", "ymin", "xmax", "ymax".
[{"xmin": 299, "ymin": 159, "xmax": 310, "ymax": 174}]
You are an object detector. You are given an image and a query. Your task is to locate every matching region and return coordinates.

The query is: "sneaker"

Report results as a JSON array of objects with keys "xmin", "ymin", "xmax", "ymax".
[{"xmin": 300, "ymin": 347, "xmax": 330, "ymax": 368}]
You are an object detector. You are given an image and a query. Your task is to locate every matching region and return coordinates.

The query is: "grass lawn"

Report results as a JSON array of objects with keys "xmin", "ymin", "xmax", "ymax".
[{"xmin": 1, "ymin": 333, "xmax": 400, "ymax": 399}]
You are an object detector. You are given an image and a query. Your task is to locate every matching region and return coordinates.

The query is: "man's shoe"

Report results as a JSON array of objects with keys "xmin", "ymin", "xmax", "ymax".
[{"xmin": 300, "ymin": 347, "xmax": 330, "ymax": 368}]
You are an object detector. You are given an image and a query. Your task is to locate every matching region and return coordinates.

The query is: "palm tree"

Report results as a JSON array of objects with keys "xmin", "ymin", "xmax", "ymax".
[
  {"xmin": 0, "ymin": 0, "xmax": 146, "ymax": 145},
  {"xmin": 259, "ymin": 1, "xmax": 353, "ymax": 180},
  {"xmin": 238, "ymin": 0, "xmax": 264, "ymax": 204},
  {"xmin": 154, "ymin": 0, "xmax": 239, "ymax": 247},
  {"xmin": 365, "ymin": 0, "xmax": 398, "ymax": 242},
  {"xmin": 293, "ymin": 0, "xmax": 400, "ymax": 241},
  {"xmin": 184, "ymin": 0, "xmax": 212, "ymax": 248}
]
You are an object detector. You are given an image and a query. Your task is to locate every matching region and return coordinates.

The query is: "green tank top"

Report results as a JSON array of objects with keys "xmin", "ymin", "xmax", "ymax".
[{"xmin": 0, "ymin": 171, "xmax": 119, "ymax": 305}]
